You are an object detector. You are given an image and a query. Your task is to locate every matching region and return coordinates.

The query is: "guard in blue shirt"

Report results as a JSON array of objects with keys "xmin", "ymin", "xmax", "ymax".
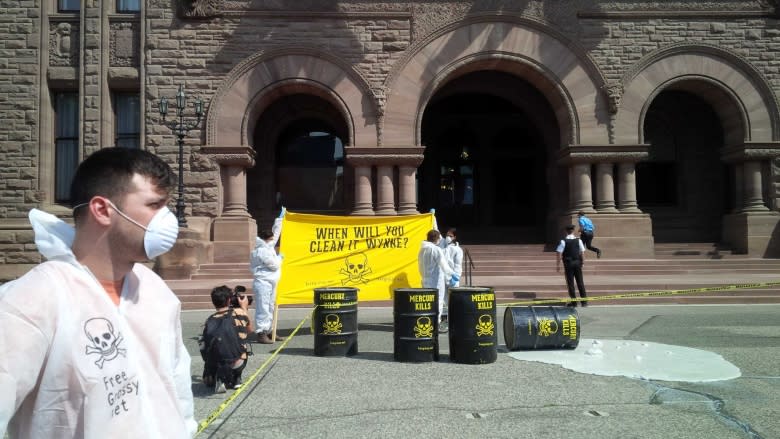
[{"xmin": 577, "ymin": 211, "xmax": 602, "ymax": 258}]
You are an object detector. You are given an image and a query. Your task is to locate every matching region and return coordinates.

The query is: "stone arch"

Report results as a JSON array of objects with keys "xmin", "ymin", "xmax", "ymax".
[
  {"xmin": 206, "ymin": 47, "xmax": 377, "ymax": 149},
  {"xmin": 383, "ymin": 17, "xmax": 611, "ymax": 147},
  {"xmin": 616, "ymin": 43, "xmax": 780, "ymax": 144}
]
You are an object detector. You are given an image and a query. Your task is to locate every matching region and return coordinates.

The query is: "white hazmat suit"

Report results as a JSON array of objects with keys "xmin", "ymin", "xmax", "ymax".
[
  {"xmin": 444, "ymin": 241, "xmax": 464, "ymax": 288},
  {"xmin": 250, "ymin": 216, "xmax": 283, "ymax": 333},
  {"xmin": 0, "ymin": 209, "xmax": 196, "ymax": 438},
  {"xmin": 418, "ymin": 240, "xmax": 456, "ymax": 320}
]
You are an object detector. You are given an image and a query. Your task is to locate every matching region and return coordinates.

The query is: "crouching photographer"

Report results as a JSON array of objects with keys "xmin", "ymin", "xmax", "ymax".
[{"xmin": 199, "ymin": 285, "xmax": 254, "ymax": 393}]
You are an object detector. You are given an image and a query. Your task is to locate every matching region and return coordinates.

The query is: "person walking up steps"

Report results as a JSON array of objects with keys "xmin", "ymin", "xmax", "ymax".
[{"xmin": 577, "ymin": 211, "xmax": 602, "ymax": 258}]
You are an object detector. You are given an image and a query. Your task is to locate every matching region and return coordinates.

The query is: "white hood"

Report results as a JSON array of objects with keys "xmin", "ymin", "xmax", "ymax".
[{"xmin": 28, "ymin": 208, "xmax": 78, "ymax": 265}]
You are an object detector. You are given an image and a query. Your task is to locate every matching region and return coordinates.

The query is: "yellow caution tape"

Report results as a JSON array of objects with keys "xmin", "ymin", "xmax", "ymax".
[
  {"xmin": 501, "ymin": 280, "xmax": 780, "ymax": 307},
  {"xmin": 197, "ymin": 281, "xmax": 780, "ymax": 433}
]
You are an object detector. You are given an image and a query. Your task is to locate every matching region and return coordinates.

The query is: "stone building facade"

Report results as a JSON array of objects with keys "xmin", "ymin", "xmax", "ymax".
[{"xmin": 2, "ymin": 0, "xmax": 780, "ymax": 280}]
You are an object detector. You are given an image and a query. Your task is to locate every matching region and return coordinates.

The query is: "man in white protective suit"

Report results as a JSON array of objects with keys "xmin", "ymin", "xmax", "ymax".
[
  {"xmin": 418, "ymin": 229, "xmax": 459, "ymax": 333},
  {"xmin": 0, "ymin": 148, "xmax": 196, "ymax": 438},
  {"xmin": 250, "ymin": 207, "xmax": 285, "ymax": 344}
]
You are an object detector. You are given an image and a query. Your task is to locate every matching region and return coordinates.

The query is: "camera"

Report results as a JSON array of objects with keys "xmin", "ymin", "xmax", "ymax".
[{"xmin": 229, "ymin": 285, "xmax": 253, "ymax": 308}]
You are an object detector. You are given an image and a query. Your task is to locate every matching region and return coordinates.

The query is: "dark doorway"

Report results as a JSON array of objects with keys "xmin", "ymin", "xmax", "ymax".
[
  {"xmin": 640, "ymin": 90, "xmax": 727, "ymax": 242},
  {"xmin": 420, "ymin": 71, "xmax": 557, "ymax": 243},
  {"xmin": 248, "ymin": 94, "xmax": 350, "ymax": 227}
]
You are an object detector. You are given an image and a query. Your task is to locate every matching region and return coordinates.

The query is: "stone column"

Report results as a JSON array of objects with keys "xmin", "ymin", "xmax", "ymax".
[
  {"xmin": 742, "ymin": 160, "xmax": 768, "ymax": 211},
  {"xmin": 345, "ymin": 146, "xmax": 425, "ymax": 215},
  {"xmin": 397, "ymin": 165, "xmax": 418, "ymax": 214},
  {"xmin": 352, "ymin": 165, "xmax": 374, "ymax": 215},
  {"xmin": 595, "ymin": 162, "xmax": 618, "ymax": 212},
  {"xmin": 201, "ymin": 146, "xmax": 258, "ymax": 262},
  {"xmin": 569, "ymin": 163, "xmax": 594, "ymax": 213},
  {"xmin": 375, "ymin": 165, "xmax": 396, "ymax": 215},
  {"xmin": 617, "ymin": 162, "xmax": 641, "ymax": 213}
]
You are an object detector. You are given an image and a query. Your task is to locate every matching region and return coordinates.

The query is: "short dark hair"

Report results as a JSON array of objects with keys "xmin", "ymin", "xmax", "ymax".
[
  {"xmin": 577, "ymin": 211, "xmax": 585, "ymax": 217},
  {"xmin": 426, "ymin": 229, "xmax": 441, "ymax": 242},
  {"xmin": 211, "ymin": 285, "xmax": 233, "ymax": 308},
  {"xmin": 259, "ymin": 229, "xmax": 274, "ymax": 240},
  {"xmin": 70, "ymin": 147, "xmax": 175, "ymax": 224},
  {"xmin": 566, "ymin": 224, "xmax": 576, "ymax": 233}
]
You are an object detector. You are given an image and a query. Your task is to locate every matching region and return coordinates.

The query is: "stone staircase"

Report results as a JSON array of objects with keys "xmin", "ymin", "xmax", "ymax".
[{"xmin": 167, "ymin": 243, "xmax": 780, "ymax": 310}]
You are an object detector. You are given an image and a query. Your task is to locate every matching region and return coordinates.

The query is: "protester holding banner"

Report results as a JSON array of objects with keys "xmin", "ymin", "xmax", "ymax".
[
  {"xmin": 419, "ymin": 229, "xmax": 458, "ymax": 332},
  {"xmin": 250, "ymin": 207, "xmax": 285, "ymax": 344}
]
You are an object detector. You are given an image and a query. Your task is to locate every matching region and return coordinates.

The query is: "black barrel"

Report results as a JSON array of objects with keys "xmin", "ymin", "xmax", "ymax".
[
  {"xmin": 448, "ymin": 287, "xmax": 497, "ymax": 364},
  {"xmin": 313, "ymin": 287, "xmax": 358, "ymax": 356},
  {"xmin": 393, "ymin": 288, "xmax": 439, "ymax": 362},
  {"xmin": 503, "ymin": 306, "xmax": 580, "ymax": 350}
]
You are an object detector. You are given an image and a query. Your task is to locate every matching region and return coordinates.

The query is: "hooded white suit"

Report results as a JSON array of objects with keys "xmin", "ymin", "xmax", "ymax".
[
  {"xmin": 250, "ymin": 216, "xmax": 283, "ymax": 332},
  {"xmin": 418, "ymin": 240, "xmax": 455, "ymax": 320},
  {"xmin": 0, "ymin": 209, "xmax": 196, "ymax": 438}
]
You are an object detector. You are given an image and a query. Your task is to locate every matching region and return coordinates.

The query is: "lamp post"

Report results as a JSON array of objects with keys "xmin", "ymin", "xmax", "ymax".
[{"xmin": 158, "ymin": 84, "xmax": 204, "ymax": 228}]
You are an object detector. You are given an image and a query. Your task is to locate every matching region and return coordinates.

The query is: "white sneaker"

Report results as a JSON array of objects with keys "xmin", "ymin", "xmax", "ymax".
[{"xmin": 215, "ymin": 379, "xmax": 226, "ymax": 394}]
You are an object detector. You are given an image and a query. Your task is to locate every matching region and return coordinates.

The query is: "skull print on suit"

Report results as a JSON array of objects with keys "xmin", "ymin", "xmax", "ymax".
[{"xmin": 0, "ymin": 209, "xmax": 196, "ymax": 438}]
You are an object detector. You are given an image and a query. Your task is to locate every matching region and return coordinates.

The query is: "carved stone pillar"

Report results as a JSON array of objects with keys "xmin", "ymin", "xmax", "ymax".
[
  {"xmin": 742, "ymin": 161, "xmax": 768, "ymax": 212},
  {"xmin": 397, "ymin": 164, "xmax": 420, "ymax": 215},
  {"xmin": 595, "ymin": 162, "xmax": 618, "ymax": 212},
  {"xmin": 557, "ymin": 145, "xmax": 652, "ymax": 258},
  {"xmin": 720, "ymin": 142, "xmax": 780, "ymax": 256},
  {"xmin": 352, "ymin": 165, "xmax": 374, "ymax": 215},
  {"xmin": 375, "ymin": 165, "xmax": 396, "ymax": 215},
  {"xmin": 617, "ymin": 162, "xmax": 641, "ymax": 213},
  {"xmin": 569, "ymin": 163, "xmax": 594, "ymax": 213},
  {"xmin": 201, "ymin": 146, "xmax": 258, "ymax": 263},
  {"xmin": 346, "ymin": 146, "xmax": 425, "ymax": 215}
]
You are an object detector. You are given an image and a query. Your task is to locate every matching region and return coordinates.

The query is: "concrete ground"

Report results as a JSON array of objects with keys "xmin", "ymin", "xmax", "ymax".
[{"xmin": 185, "ymin": 304, "xmax": 780, "ymax": 439}]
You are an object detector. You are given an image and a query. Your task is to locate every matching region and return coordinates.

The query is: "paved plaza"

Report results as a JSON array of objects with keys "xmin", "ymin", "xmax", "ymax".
[{"xmin": 185, "ymin": 303, "xmax": 780, "ymax": 439}]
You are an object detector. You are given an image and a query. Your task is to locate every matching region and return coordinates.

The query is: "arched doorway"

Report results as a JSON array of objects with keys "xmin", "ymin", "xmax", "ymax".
[
  {"xmin": 248, "ymin": 94, "xmax": 351, "ymax": 226},
  {"xmin": 419, "ymin": 71, "xmax": 559, "ymax": 243},
  {"xmin": 640, "ymin": 89, "xmax": 729, "ymax": 242}
]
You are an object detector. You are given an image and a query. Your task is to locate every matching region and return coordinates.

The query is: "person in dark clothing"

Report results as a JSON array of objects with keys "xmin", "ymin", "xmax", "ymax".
[
  {"xmin": 200, "ymin": 285, "xmax": 253, "ymax": 393},
  {"xmin": 577, "ymin": 211, "xmax": 602, "ymax": 258},
  {"xmin": 555, "ymin": 225, "xmax": 588, "ymax": 307}
]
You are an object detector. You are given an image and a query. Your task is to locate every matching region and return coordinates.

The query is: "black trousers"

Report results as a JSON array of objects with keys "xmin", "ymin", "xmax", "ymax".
[
  {"xmin": 580, "ymin": 231, "xmax": 600, "ymax": 255},
  {"xmin": 563, "ymin": 261, "xmax": 587, "ymax": 299}
]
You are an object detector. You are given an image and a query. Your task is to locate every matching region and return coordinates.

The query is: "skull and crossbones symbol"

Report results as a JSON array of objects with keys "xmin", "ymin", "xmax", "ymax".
[
  {"xmin": 339, "ymin": 252, "xmax": 372, "ymax": 285},
  {"xmin": 84, "ymin": 317, "xmax": 127, "ymax": 369},
  {"xmin": 414, "ymin": 316, "xmax": 434, "ymax": 338},
  {"xmin": 475, "ymin": 314, "xmax": 495, "ymax": 337}
]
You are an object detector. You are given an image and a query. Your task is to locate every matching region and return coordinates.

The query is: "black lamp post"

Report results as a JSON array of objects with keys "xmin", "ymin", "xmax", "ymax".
[{"xmin": 158, "ymin": 84, "xmax": 203, "ymax": 228}]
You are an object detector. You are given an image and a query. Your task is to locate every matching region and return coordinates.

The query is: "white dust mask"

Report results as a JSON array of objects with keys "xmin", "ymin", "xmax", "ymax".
[
  {"xmin": 445, "ymin": 236, "xmax": 453, "ymax": 244},
  {"xmin": 108, "ymin": 201, "xmax": 179, "ymax": 259}
]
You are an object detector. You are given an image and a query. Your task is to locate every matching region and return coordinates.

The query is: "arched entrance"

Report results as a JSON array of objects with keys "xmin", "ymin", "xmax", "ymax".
[
  {"xmin": 248, "ymin": 93, "xmax": 351, "ymax": 226},
  {"xmin": 419, "ymin": 71, "xmax": 560, "ymax": 243},
  {"xmin": 639, "ymin": 86, "xmax": 730, "ymax": 243}
]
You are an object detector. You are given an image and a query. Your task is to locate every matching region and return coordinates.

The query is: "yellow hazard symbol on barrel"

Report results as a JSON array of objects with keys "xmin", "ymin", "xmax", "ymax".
[
  {"xmin": 322, "ymin": 314, "xmax": 343, "ymax": 335},
  {"xmin": 537, "ymin": 318, "xmax": 559, "ymax": 337},
  {"xmin": 413, "ymin": 316, "xmax": 434, "ymax": 338},
  {"xmin": 475, "ymin": 314, "xmax": 494, "ymax": 336}
]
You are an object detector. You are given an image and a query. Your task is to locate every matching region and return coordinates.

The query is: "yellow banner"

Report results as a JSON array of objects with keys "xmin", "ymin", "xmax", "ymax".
[{"xmin": 277, "ymin": 212, "xmax": 435, "ymax": 305}]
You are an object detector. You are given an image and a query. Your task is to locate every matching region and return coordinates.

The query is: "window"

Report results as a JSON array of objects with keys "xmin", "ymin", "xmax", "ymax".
[
  {"xmin": 54, "ymin": 92, "xmax": 79, "ymax": 203},
  {"xmin": 115, "ymin": 93, "xmax": 140, "ymax": 148},
  {"xmin": 58, "ymin": 0, "xmax": 79, "ymax": 12},
  {"xmin": 117, "ymin": 0, "xmax": 140, "ymax": 13}
]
